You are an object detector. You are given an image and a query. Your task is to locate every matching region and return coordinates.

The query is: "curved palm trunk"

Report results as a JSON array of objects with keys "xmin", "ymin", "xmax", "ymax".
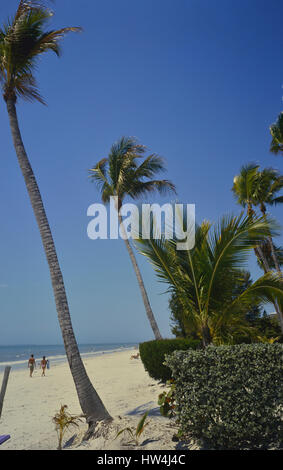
[
  {"xmin": 6, "ymin": 99, "xmax": 112, "ymax": 432},
  {"xmin": 118, "ymin": 213, "xmax": 162, "ymax": 340}
]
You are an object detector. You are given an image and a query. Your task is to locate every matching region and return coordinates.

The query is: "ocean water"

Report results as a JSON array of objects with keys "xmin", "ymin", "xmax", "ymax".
[{"xmin": 0, "ymin": 343, "xmax": 137, "ymax": 372}]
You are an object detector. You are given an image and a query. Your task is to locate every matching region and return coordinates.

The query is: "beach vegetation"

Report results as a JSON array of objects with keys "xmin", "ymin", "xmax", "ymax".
[
  {"xmin": 89, "ymin": 136, "xmax": 176, "ymax": 340},
  {"xmin": 169, "ymin": 274, "xmax": 283, "ymax": 343},
  {"xmin": 115, "ymin": 411, "xmax": 150, "ymax": 446},
  {"xmin": 139, "ymin": 338, "xmax": 200, "ymax": 382},
  {"xmin": 270, "ymin": 112, "xmax": 283, "ymax": 155},
  {"xmin": 158, "ymin": 380, "xmax": 176, "ymax": 418},
  {"xmin": 52, "ymin": 405, "xmax": 84, "ymax": 450},
  {"xmin": 232, "ymin": 164, "xmax": 283, "ymax": 332},
  {"xmin": 165, "ymin": 344, "xmax": 283, "ymax": 449},
  {"xmin": 137, "ymin": 212, "xmax": 283, "ymax": 347},
  {"xmin": 0, "ymin": 0, "xmax": 112, "ymax": 433}
]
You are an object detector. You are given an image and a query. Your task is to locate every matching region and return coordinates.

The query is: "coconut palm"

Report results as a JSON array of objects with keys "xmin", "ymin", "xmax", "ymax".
[
  {"xmin": 0, "ymin": 1, "xmax": 111, "ymax": 433},
  {"xmin": 136, "ymin": 213, "xmax": 283, "ymax": 347},
  {"xmin": 270, "ymin": 112, "xmax": 283, "ymax": 155},
  {"xmin": 232, "ymin": 164, "xmax": 270, "ymax": 270},
  {"xmin": 232, "ymin": 164, "xmax": 259, "ymax": 216},
  {"xmin": 89, "ymin": 136, "xmax": 176, "ymax": 340},
  {"xmin": 232, "ymin": 164, "xmax": 283, "ymax": 333},
  {"xmin": 252, "ymin": 167, "xmax": 283, "ymax": 273}
]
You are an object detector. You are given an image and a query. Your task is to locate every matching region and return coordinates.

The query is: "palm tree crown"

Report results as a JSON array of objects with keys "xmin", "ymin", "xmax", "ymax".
[
  {"xmin": 232, "ymin": 163, "xmax": 259, "ymax": 216},
  {"xmin": 0, "ymin": 0, "xmax": 81, "ymax": 103},
  {"xmin": 137, "ymin": 212, "xmax": 283, "ymax": 346},
  {"xmin": 252, "ymin": 167, "xmax": 283, "ymax": 213},
  {"xmin": 270, "ymin": 112, "xmax": 283, "ymax": 155},
  {"xmin": 232, "ymin": 164, "xmax": 283, "ymax": 214},
  {"xmin": 89, "ymin": 136, "xmax": 176, "ymax": 208},
  {"xmin": 89, "ymin": 136, "xmax": 176, "ymax": 341}
]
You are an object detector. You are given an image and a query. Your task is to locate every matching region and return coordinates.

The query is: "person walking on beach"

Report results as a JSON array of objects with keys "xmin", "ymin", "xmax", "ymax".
[
  {"xmin": 41, "ymin": 356, "xmax": 47, "ymax": 377},
  {"xmin": 28, "ymin": 354, "xmax": 36, "ymax": 378}
]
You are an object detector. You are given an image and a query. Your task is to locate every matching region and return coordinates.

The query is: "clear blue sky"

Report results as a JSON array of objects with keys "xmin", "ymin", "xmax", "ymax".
[{"xmin": 1, "ymin": 0, "xmax": 283, "ymax": 345}]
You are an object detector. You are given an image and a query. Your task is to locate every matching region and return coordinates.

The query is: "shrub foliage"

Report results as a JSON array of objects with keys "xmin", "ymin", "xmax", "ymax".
[
  {"xmin": 139, "ymin": 338, "xmax": 200, "ymax": 382},
  {"xmin": 165, "ymin": 344, "xmax": 283, "ymax": 449}
]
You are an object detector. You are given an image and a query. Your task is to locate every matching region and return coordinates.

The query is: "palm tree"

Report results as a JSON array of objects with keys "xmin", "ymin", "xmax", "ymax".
[
  {"xmin": 136, "ymin": 213, "xmax": 283, "ymax": 347},
  {"xmin": 256, "ymin": 239, "xmax": 283, "ymax": 270},
  {"xmin": 232, "ymin": 164, "xmax": 270, "ymax": 270},
  {"xmin": 89, "ymin": 136, "xmax": 176, "ymax": 340},
  {"xmin": 232, "ymin": 164, "xmax": 283, "ymax": 333},
  {"xmin": 270, "ymin": 112, "xmax": 283, "ymax": 155},
  {"xmin": 0, "ymin": 1, "xmax": 111, "ymax": 433},
  {"xmin": 252, "ymin": 167, "xmax": 283, "ymax": 273}
]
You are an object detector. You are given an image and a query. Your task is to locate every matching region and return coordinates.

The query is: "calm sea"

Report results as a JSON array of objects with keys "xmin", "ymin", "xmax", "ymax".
[{"xmin": 0, "ymin": 343, "xmax": 137, "ymax": 372}]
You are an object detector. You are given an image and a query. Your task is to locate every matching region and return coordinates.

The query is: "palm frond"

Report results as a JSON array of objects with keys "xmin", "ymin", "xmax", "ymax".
[
  {"xmin": 232, "ymin": 163, "xmax": 259, "ymax": 209},
  {"xmin": 229, "ymin": 272, "xmax": 283, "ymax": 312},
  {"xmin": 270, "ymin": 113, "xmax": 283, "ymax": 155},
  {"xmin": 136, "ymin": 210, "xmax": 283, "ymax": 345},
  {"xmin": 0, "ymin": 2, "xmax": 81, "ymax": 102},
  {"xmin": 91, "ymin": 136, "xmax": 175, "ymax": 203},
  {"xmin": 129, "ymin": 179, "xmax": 176, "ymax": 199}
]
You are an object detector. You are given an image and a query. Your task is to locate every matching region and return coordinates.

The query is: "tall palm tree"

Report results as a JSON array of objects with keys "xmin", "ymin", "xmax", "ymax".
[
  {"xmin": 0, "ymin": 1, "xmax": 111, "ymax": 433},
  {"xmin": 232, "ymin": 164, "xmax": 270, "ymax": 270},
  {"xmin": 136, "ymin": 213, "xmax": 283, "ymax": 347},
  {"xmin": 232, "ymin": 164, "xmax": 283, "ymax": 333},
  {"xmin": 270, "ymin": 112, "xmax": 283, "ymax": 155},
  {"xmin": 252, "ymin": 167, "xmax": 283, "ymax": 273},
  {"xmin": 89, "ymin": 136, "xmax": 176, "ymax": 340}
]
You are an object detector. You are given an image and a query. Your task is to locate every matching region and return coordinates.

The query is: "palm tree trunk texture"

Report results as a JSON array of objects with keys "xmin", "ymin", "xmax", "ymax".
[
  {"xmin": 118, "ymin": 213, "xmax": 162, "ymax": 340},
  {"xmin": 267, "ymin": 235, "xmax": 282, "ymax": 274},
  {"xmin": 201, "ymin": 324, "xmax": 212, "ymax": 348},
  {"xmin": 6, "ymin": 99, "xmax": 112, "ymax": 431}
]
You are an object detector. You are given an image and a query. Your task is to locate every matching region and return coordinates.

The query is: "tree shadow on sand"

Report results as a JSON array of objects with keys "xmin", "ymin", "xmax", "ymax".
[{"xmin": 126, "ymin": 402, "xmax": 161, "ymax": 417}]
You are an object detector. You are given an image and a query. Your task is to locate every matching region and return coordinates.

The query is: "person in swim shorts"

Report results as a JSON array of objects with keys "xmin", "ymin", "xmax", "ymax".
[{"xmin": 28, "ymin": 354, "xmax": 36, "ymax": 377}]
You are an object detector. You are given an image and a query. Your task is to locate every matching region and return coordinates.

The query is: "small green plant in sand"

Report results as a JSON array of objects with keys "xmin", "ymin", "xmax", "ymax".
[
  {"xmin": 158, "ymin": 380, "xmax": 176, "ymax": 418},
  {"xmin": 52, "ymin": 404, "xmax": 84, "ymax": 450},
  {"xmin": 115, "ymin": 411, "xmax": 150, "ymax": 446}
]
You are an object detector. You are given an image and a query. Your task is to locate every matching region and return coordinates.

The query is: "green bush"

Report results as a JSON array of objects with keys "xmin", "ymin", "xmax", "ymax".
[
  {"xmin": 139, "ymin": 338, "xmax": 200, "ymax": 382},
  {"xmin": 165, "ymin": 344, "xmax": 283, "ymax": 449}
]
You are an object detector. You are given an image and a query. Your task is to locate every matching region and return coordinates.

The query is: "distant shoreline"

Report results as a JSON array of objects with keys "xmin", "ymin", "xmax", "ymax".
[{"xmin": 0, "ymin": 343, "xmax": 138, "ymax": 372}]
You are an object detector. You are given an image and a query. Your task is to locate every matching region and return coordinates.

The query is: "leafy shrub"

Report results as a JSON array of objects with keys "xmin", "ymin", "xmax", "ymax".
[
  {"xmin": 139, "ymin": 338, "xmax": 200, "ymax": 382},
  {"xmin": 158, "ymin": 380, "xmax": 176, "ymax": 418},
  {"xmin": 165, "ymin": 344, "xmax": 283, "ymax": 449}
]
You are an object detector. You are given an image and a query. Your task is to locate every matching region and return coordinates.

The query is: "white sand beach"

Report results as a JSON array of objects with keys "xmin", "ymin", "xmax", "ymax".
[{"xmin": 0, "ymin": 348, "xmax": 181, "ymax": 450}]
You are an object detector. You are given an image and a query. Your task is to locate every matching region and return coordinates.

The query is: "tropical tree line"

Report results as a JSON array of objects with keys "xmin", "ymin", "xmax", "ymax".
[{"xmin": 1, "ymin": 0, "xmax": 283, "ymax": 437}]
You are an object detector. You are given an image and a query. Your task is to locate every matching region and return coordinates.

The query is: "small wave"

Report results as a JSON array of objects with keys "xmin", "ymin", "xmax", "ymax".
[{"xmin": 0, "ymin": 345, "xmax": 136, "ymax": 371}]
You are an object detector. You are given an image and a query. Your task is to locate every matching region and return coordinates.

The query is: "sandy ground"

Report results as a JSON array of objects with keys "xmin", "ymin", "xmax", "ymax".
[{"xmin": 0, "ymin": 349, "xmax": 183, "ymax": 450}]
